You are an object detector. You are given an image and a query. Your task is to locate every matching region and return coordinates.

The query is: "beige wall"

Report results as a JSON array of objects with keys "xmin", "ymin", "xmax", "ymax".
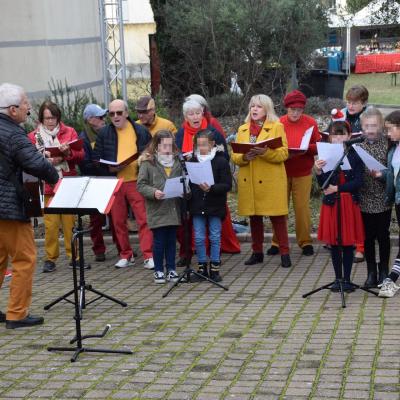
[
  {"xmin": 0, "ymin": 0, "xmax": 104, "ymax": 101},
  {"xmin": 123, "ymin": 22, "xmax": 156, "ymax": 78}
]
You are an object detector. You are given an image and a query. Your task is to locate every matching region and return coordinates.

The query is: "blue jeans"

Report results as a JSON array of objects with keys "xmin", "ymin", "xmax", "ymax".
[
  {"xmin": 152, "ymin": 226, "xmax": 177, "ymax": 273},
  {"xmin": 192, "ymin": 215, "xmax": 222, "ymax": 263}
]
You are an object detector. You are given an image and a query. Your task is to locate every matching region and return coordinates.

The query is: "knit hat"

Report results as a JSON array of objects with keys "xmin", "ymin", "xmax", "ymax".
[
  {"xmin": 331, "ymin": 108, "xmax": 346, "ymax": 122},
  {"xmin": 283, "ymin": 90, "xmax": 307, "ymax": 109}
]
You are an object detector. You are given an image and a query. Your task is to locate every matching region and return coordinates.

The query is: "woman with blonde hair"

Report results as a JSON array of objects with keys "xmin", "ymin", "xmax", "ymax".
[{"xmin": 232, "ymin": 94, "xmax": 291, "ymax": 267}]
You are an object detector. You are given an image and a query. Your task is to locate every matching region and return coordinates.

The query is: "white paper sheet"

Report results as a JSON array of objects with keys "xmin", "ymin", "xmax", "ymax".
[
  {"xmin": 299, "ymin": 126, "xmax": 314, "ymax": 150},
  {"xmin": 352, "ymin": 144, "xmax": 387, "ymax": 171},
  {"xmin": 163, "ymin": 176, "xmax": 184, "ymax": 199},
  {"xmin": 316, "ymin": 142, "xmax": 351, "ymax": 173},
  {"xmin": 185, "ymin": 160, "xmax": 215, "ymax": 186}
]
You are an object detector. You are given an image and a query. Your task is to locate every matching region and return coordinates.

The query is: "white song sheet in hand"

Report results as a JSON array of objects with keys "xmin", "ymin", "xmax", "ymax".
[
  {"xmin": 352, "ymin": 144, "xmax": 387, "ymax": 171},
  {"xmin": 316, "ymin": 142, "xmax": 351, "ymax": 173},
  {"xmin": 47, "ymin": 177, "xmax": 122, "ymax": 214},
  {"xmin": 163, "ymin": 176, "xmax": 185, "ymax": 199},
  {"xmin": 185, "ymin": 160, "xmax": 215, "ymax": 186}
]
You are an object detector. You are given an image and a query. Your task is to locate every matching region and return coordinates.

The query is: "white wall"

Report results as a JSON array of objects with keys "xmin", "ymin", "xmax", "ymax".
[{"xmin": 0, "ymin": 0, "xmax": 104, "ymax": 101}]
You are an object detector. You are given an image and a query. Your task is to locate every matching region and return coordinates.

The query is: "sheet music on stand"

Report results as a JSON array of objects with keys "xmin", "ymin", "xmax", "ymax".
[{"xmin": 46, "ymin": 177, "xmax": 122, "ymax": 214}]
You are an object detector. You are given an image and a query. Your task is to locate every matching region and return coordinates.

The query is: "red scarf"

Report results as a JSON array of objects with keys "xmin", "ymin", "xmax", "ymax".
[
  {"xmin": 250, "ymin": 119, "xmax": 264, "ymax": 137},
  {"xmin": 182, "ymin": 117, "xmax": 208, "ymax": 153}
]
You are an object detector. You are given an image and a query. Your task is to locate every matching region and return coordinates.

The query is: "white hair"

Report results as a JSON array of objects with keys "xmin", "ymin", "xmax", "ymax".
[
  {"xmin": 185, "ymin": 94, "xmax": 209, "ymax": 110},
  {"xmin": 182, "ymin": 99, "xmax": 203, "ymax": 117},
  {"xmin": 0, "ymin": 83, "xmax": 25, "ymax": 115}
]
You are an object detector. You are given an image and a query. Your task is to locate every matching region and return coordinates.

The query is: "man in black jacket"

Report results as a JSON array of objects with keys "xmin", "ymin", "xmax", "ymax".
[
  {"xmin": 93, "ymin": 99, "xmax": 154, "ymax": 270},
  {"xmin": 0, "ymin": 83, "xmax": 58, "ymax": 329}
]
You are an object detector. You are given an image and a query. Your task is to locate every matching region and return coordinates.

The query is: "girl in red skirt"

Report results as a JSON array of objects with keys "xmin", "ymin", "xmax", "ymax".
[{"xmin": 315, "ymin": 121, "xmax": 365, "ymax": 292}]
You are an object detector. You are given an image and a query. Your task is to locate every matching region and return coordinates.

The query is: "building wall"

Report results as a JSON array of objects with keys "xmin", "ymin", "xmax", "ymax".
[
  {"xmin": 124, "ymin": 23, "xmax": 156, "ymax": 79},
  {"xmin": 0, "ymin": 0, "xmax": 103, "ymax": 101}
]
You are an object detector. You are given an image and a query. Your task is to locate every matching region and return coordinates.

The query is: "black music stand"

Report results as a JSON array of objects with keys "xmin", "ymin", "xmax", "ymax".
[
  {"xmin": 163, "ymin": 161, "xmax": 229, "ymax": 298},
  {"xmin": 302, "ymin": 145, "xmax": 378, "ymax": 307},
  {"xmin": 44, "ymin": 177, "xmax": 132, "ymax": 361}
]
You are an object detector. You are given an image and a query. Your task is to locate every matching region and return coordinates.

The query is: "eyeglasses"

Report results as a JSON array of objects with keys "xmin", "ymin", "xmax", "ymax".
[
  {"xmin": 43, "ymin": 116, "xmax": 57, "ymax": 121},
  {"xmin": 137, "ymin": 109, "xmax": 154, "ymax": 115},
  {"xmin": 109, "ymin": 111, "xmax": 124, "ymax": 117},
  {"xmin": 0, "ymin": 104, "xmax": 19, "ymax": 109}
]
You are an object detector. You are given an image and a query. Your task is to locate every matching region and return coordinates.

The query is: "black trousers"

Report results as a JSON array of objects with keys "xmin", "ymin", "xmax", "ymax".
[{"xmin": 361, "ymin": 209, "xmax": 391, "ymax": 268}]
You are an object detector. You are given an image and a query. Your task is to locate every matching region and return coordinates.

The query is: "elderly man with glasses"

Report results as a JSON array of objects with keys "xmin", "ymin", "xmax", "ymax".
[
  {"xmin": 135, "ymin": 95, "xmax": 177, "ymax": 136},
  {"xmin": 0, "ymin": 83, "xmax": 58, "ymax": 328},
  {"xmin": 93, "ymin": 99, "xmax": 154, "ymax": 270}
]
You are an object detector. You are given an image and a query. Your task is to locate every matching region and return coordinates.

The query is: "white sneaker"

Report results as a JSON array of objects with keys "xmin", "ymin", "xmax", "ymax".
[
  {"xmin": 154, "ymin": 271, "xmax": 166, "ymax": 284},
  {"xmin": 378, "ymin": 278, "xmax": 400, "ymax": 298},
  {"xmin": 167, "ymin": 270, "xmax": 179, "ymax": 282},
  {"xmin": 144, "ymin": 258, "xmax": 155, "ymax": 270},
  {"xmin": 114, "ymin": 258, "xmax": 135, "ymax": 269}
]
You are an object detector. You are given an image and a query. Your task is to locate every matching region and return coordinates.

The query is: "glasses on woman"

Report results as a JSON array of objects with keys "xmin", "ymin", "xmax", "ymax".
[{"xmin": 43, "ymin": 116, "xmax": 57, "ymax": 121}]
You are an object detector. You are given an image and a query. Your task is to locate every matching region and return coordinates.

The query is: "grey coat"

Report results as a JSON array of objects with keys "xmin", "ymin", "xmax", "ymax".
[
  {"xmin": 0, "ymin": 113, "xmax": 58, "ymax": 221},
  {"xmin": 137, "ymin": 155, "xmax": 182, "ymax": 229}
]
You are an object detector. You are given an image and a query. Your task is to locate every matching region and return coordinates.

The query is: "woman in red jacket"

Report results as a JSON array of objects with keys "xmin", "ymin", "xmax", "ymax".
[{"xmin": 28, "ymin": 101, "xmax": 84, "ymax": 273}]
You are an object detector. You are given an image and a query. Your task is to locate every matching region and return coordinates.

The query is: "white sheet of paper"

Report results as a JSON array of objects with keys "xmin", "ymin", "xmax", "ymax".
[
  {"xmin": 352, "ymin": 144, "xmax": 387, "ymax": 171},
  {"xmin": 163, "ymin": 176, "xmax": 184, "ymax": 199},
  {"xmin": 185, "ymin": 160, "xmax": 215, "ymax": 186},
  {"xmin": 77, "ymin": 177, "xmax": 121, "ymax": 213},
  {"xmin": 316, "ymin": 142, "xmax": 351, "ymax": 173},
  {"xmin": 299, "ymin": 126, "xmax": 314, "ymax": 150}
]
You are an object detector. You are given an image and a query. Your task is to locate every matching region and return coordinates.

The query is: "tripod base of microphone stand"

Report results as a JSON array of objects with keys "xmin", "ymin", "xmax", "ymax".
[
  {"xmin": 44, "ymin": 283, "xmax": 127, "ymax": 311},
  {"xmin": 48, "ymin": 324, "xmax": 132, "ymax": 362},
  {"xmin": 163, "ymin": 266, "xmax": 229, "ymax": 298},
  {"xmin": 302, "ymin": 279, "xmax": 379, "ymax": 308}
]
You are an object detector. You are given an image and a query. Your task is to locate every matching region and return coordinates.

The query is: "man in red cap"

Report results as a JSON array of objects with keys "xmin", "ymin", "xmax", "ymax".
[
  {"xmin": 135, "ymin": 96, "xmax": 177, "ymax": 136},
  {"xmin": 267, "ymin": 90, "xmax": 320, "ymax": 256}
]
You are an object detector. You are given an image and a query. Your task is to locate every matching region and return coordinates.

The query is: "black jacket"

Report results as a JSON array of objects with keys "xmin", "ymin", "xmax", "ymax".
[
  {"xmin": 0, "ymin": 113, "xmax": 58, "ymax": 221},
  {"xmin": 92, "ymin": 118, "xmax": 152, "ymax": 176},
  {"xmin": 316, "ymin": 147, "xmax": 364, "ymax": 206},
  {"xmin": 78, "ymin": 130, "xmax": 100, "ymax": 176},
  {"xmin": 189, "ymin": 150, "xmax": 232, "ymax": 219}
]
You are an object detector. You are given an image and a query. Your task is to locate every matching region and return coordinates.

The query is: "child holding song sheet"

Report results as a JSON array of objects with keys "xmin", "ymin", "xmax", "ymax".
[
  {"xmin": 357, "ymin": 107, "xmax": 391, "ymax": 289},
  {"xmin": 373, "ymin": 111, "xmax": 400, "ymax": 298},
  {"xmin": 189, "ymin": 129, "xmax": 232, "ymax": 282},
  {"xmin": 137, "ymin": 130, "xmax": 183, "ymax": 284},
  {"xmin": 315, "ymin": 120, "xmax": 365, "ymax": 293}
]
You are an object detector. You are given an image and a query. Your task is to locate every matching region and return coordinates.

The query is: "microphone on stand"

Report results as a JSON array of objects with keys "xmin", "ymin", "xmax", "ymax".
[{"xmin": 344, "ymin": 136, "xmax": 365, "ymax": 146}]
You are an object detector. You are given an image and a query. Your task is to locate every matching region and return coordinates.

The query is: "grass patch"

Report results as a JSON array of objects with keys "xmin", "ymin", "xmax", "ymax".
[{"xmin": 345, "ymin": 72, "xmax": 400, "ymax": 105}]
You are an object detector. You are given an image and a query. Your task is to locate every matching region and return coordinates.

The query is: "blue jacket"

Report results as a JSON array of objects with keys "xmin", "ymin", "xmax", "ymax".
[
  {"xmin": 382, "ymin": 145, "xmax": 400, "ymax": 205},
  {"xmin": 92, "ymin": 118, "xmax": 151, "ymax": 176},
  {"xmin": 175, "ymin": 125, "xmax": 229, "ymax": 160},
  {"xmin": 316, "ymin": 147, "xmax": 364, "ymax": 206}
]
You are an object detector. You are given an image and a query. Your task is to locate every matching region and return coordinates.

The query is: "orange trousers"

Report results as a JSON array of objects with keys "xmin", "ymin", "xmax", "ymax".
[
  {"xmin": 0, "ymin": 220, "xmax": 37, "ymax": 320},
  {"xmin": 272, "ymin": 175, "xmax": 313, "ymax": 249}
]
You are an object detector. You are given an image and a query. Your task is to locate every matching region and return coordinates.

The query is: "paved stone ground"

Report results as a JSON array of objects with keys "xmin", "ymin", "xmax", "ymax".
[{"xmin": 1, "ymin": 240, "xmax": 400, "ymax": 400}]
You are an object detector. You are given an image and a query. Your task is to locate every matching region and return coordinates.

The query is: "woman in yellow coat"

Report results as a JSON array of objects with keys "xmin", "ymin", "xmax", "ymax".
[{"xmin": 232, "ymin": 94, "xmax": 291, "ymax": 267}]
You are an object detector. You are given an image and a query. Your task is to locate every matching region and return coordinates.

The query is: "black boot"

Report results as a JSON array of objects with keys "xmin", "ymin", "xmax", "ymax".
[
  {"xmin": 244, "ymin": 253, "xmax": 264, "ymax": 265},
  {"xmin": 191, "ymin": 262, "xmax": 209, "ymax": 282},
  {"xmin": 266, "ymin": 245, "xmax": 279, "ymax": 255},
  {"xmin": 363, "ymin": 262, "xmax": 378, "ymax": 288},
  {"xmin": 209, "ymin": 262, "xmax": 222, "ymax": 282},
  {"xmin": 378, "ymin": 263, "xmax": 389, "ymax": 286},
  {"xmin": 281, "ymin": 254, "xmax": 292, "ymax": 268}
]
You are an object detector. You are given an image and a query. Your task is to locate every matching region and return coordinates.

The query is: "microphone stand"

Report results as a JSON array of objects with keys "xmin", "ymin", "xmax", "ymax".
[
  {"xmin": 302, "ymin": 143, "xmax": 378, "ymax": 308},
  {"xmin": 163, "ymin": 154, "xmax": 228, "ymax": 297}
]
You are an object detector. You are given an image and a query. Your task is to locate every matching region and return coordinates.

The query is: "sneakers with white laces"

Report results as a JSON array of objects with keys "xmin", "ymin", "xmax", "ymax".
[
  {"xmin": 114, "ymin": 258, "xmax": 135, "ymax": 269},
  {"xmin": 144, "ymin": 258, "xmax": 155, "ymax": 270},
  {"xmin": 154, "ymin": 271, "xmax": 166, "ymax": 284},
  {"xmin": 378, "ymin": 278, "xmax": 400, "ymax": 298},
  {"xmin": 167, "ymin": 270, "xmax": 179, "ymax": 282}
]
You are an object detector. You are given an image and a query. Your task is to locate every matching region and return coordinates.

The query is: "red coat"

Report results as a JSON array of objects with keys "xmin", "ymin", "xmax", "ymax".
[{"xmin": 28, "ymin": 122, "xmax": 84, "ymax": 195}]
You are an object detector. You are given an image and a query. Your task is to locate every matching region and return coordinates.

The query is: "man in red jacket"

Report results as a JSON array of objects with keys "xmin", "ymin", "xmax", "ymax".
[{"xmin": 267, "ymin": 90, "xmax": 321, "ymax": 256}]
